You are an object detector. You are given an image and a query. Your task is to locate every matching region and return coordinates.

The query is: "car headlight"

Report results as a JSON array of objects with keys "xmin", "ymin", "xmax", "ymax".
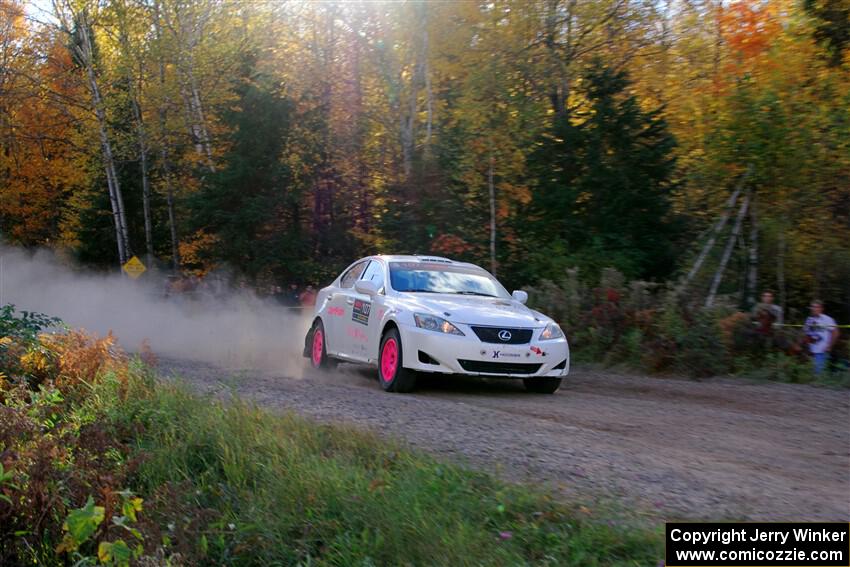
[
  {"xmin": 414, "ymin": 313, "xmax": 464, "ymax": 335},
  {"xmin": 539, "ymin": 322, "xmax": 564, "ymax": 340}
]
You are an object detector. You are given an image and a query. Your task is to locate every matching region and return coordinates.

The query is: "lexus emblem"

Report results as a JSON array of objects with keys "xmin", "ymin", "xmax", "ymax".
[{"xmin": 497, "ymin": 330, "xmax": 512, "ymax": 342}]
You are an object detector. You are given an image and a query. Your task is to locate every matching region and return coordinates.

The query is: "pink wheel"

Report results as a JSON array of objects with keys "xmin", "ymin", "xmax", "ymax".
[
  {"xmin": 311, "ymin": 328, "xmax": 324, "ymax": 368},
  {"xmin": 307, "ymin": 320, "xmax": 336, "ymax": 370},
  {"xmin": 381, "ymin": 338, "xmax": 398, "ymax": 382},
  {"xmin": 378, "ymin": 328, "xmax": 416, "ymax": 393}
]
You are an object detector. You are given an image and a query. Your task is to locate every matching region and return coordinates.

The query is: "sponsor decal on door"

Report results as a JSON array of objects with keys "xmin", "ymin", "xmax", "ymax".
[{"xmin": 352, "ymin": 299, "xmax": 371, "ymax": 325}]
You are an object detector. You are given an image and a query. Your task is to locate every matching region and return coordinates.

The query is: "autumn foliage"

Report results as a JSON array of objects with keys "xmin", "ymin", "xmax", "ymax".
[{"xmin": 0, "ymin": 0, "xmax": 848, "ymax": 314}]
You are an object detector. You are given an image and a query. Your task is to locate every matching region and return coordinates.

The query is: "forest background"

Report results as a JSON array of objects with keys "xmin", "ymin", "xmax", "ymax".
[{"xmin": 1, "ymin": 0, "xmax": 848, "ymax": 327}]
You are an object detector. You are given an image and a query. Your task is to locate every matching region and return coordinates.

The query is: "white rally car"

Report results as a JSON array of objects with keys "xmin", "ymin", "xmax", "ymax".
[{"xmin": 303, "ymin": 255, "xmax": 569, "ymax": 393}]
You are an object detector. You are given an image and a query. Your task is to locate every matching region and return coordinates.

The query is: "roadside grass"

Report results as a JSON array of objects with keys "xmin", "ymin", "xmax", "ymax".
[
  {"xmin": 97, "ymin": 367, "xmax": 663, "ymax": 566},
  {"xmin": 0, "ymin": 307, "xmax": 661, "ymax": 566}
]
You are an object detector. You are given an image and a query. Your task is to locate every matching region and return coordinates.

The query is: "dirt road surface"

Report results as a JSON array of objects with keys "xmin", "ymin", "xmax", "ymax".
[{"xmin": 159, "ymin": 358, "xmax": 850, "ymax": 522}]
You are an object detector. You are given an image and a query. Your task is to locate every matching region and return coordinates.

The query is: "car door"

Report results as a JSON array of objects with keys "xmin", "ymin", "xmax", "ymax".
[
  {"xmin": 326, "ymin": 260, "xmax": 367, "ymax": 357},
  {"xmin": 343, "ymin": 259, "xmax": 387, "ymax": 362}
]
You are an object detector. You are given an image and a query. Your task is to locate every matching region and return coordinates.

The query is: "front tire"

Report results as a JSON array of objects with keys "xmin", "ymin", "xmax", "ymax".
[
  {"xmin": 309, "ymin": 319, "xmax": 337, "ymax": 370},
  {"xmin": 523, "ymin": 377, "xmax": 562, "ymax": 394},
  {"xmin": 378, "ymin": 328, "xmax": 416, "ymax": 393}
]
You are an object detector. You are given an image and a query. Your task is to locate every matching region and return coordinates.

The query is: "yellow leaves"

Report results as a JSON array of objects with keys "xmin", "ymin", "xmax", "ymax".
[
  {"xmin": 121, "ymin": 496, "xmax": 144, "ymax": 522},
  {"xmin": 39, "ymin": 330, "xmax": 128, "ymax": 392},
  {"xmin": 20, "ymin": 348, "xmax": 50, "ymax": 375},
  {"xmin": 178, "ymin": 230, "xmax": 221, "ymax": 277},
  {"xmin": 497, "ymin": 180, "xmax": 531, "ymax": 206}
]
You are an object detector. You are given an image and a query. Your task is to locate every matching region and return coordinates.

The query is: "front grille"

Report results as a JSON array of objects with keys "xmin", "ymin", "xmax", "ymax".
[
  {"xmin": 458, "ymin": 360, "xmax": 541, "ymax": 375},
  {"xmin": 470, "ymin": 326, "xmax": 533, "ymax": 344}
]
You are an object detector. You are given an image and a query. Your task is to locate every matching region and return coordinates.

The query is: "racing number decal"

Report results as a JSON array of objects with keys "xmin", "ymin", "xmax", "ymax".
[{"xmin": 352, "ymin": 299, "xmax": 371, "ymax": 325}]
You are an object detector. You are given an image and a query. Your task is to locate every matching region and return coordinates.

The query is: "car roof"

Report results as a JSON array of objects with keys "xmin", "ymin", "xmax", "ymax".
[{"xmin": 371, "ymin": 255, "xmax": 484, "ymax": 271}]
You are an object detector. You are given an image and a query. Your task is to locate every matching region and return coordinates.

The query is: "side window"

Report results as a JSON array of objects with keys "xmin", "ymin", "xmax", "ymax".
[
  {"xmin": 340, "ymin": 261, "xmax": 367, "ymax": 288},
  {"xmin": 360, "ymin": 260, "xmax": 385, "ymax": 292}
]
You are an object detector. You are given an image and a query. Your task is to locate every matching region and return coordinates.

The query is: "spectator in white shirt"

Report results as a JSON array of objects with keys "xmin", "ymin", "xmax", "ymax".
[{"xmin": 803, "ymin": 300, "xmax": 839, "ymax": 374}]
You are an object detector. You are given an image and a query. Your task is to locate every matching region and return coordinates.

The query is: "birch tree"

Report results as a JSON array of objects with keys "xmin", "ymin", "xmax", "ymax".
[
  {"xmin": 111, "ymin": 0, "xmax": 154, "ymax": 265},
  {"xmin": 53, "ymin": 0, "xmax": 130, "ymax": 265},
  {"xmin": 159, "ymin": 0, "xmax": 217, "ymax": 172}
]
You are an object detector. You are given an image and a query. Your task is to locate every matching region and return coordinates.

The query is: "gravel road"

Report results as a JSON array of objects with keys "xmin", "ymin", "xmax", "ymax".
[{"xmin": 158, "ymin": 358, "xmax": 850, "ymax": 522}]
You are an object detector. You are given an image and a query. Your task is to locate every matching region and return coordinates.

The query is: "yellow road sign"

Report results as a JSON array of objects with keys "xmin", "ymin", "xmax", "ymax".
[{"xmin": 122, "ymin": 255, "xmax": 146, "ymax": 279}]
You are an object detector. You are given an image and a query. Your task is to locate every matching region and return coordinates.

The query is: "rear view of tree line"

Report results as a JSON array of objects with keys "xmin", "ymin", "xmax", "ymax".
[{"xmin": 1, "ymin": 0, "xmax": 848, "ymax": 316}]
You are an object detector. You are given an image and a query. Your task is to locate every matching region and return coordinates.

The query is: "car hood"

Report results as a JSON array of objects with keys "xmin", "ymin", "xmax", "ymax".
[{"xmin": 398, "ymin": 294, "xmax": 550, "ymax": 327}]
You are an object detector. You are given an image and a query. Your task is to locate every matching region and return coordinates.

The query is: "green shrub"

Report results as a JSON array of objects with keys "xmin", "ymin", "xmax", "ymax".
[
  {"xmin": 526, "ymin": 270, "xmax": 847, "ymax": 382},
  {"xmin": 674, "ymin": 313, "xmax": 728, "ymax": 377},
  {"xmin": 0, "ymin": 304, "xmax": 63, "ymax": 386},
  {"xmin": 0, "ymin": 304, "xmax": 62, "ymax": 343}
]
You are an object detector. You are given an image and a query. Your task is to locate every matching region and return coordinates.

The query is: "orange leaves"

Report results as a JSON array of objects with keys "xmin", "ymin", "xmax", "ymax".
[
  {"xmin": 719, "ymin": 1, "xmax": 782, "ymax": 72},
  {"xmin": 717, "ymin": 312, "xmax": 751, "ymax": 350},
  {"xmin": 177, "ymin": 230, "xmax": 220, "ymax": 277},
  {"xmin": 430, "ymin": 234, "xmax": 474, "ymax": 256},
  {"xmin": 40, "ymin": 330, "xmax": 128, "ymax": 394},
  {"xmin": 0, "ymin": 19, "xmax": 87, "ymax": 246}
]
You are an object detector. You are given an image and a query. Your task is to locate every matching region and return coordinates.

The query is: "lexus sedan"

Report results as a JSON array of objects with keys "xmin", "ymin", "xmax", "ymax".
[{"xmin": 303, "ymin": 255, "xmax": 569, "ymax": 393}]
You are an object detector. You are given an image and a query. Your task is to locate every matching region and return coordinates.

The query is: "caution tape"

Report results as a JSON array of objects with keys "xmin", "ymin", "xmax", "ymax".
[{"xmin": 771, "ymin": 323, "xmax": 850, "ymax": 328}]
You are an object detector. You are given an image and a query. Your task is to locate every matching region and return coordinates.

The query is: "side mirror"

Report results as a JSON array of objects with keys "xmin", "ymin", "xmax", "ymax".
[
  {"xmin": 512, "ymin": 290, "xmax": 528, "ymax": 304},
  {"xmin": 355, "ymin": 280, "xmax": 379, "ymax": 297}
]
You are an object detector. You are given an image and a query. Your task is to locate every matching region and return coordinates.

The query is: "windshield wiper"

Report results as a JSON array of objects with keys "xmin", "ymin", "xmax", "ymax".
[
  {"xmin": 452, "ymin": 291, "xmax": 497, "ymax": 297},
  {"xmin": 404, "ymin": 289, "xmax": 439, "ymax": 293}
]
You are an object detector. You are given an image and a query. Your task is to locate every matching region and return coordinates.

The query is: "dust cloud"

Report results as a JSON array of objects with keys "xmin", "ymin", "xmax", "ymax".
[{"xmin": 0, "ymin": 245, "xmax": 312, "ymax": 376}]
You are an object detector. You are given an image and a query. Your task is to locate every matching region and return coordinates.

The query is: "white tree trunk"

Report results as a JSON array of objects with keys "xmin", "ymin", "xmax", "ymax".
[
  {"xmin": 706, "ymin": 191, "xmax": 750, "ymax": 307},
  {"xmin": 777, "ymin": 231, "xmax": 786, "ymax": 314},
  {"xmin": 488, "ymin": 155, "xmax": 497, "ymax": 277},
  {"xmin": 422, "ymin": 19, "xmax": 432, "ymax": 149},
  {"xmin": 401, "ymin": 87, "xmax": 415, "ymax": 179},
  {"xmin": 72, "ymin": 12, "xmax": 130, "ymax": 265},
  {"xmin": 746, "ymin": 202, "xmax": 758, "ymax": 308},
  {"xmin": 132, "ymin": 96, "xmax": 154, "ymax": 267},
  {"xmin": 153, "ymin": 0, "xmax": 180, "ymax": 271},
  {"xmin": 188, "ymin": 71, "xmax": 214, "ymax": 171},
  {"xmin": 177, "ymin": 66, "xmax": 214, "ymax": 172},
  {"xmin": 400, "ymin": 4, "xmax": 430, "ymax": 179},
  {"xmin": 162, "ymin": 150, "xmax": 180, "ymax": 270},
  {"xmin": 686, "ymin": 165, "xmax": 753, "ymax": 284},
  {"xmin": 161, "ymin": 0, "xmax": 215, "ymax": 172}
]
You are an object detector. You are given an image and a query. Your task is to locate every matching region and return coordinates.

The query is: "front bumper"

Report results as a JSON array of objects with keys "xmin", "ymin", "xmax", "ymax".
[{"xmin": 398, "ymin": 323, "xmax": 569, "ymax": 377}]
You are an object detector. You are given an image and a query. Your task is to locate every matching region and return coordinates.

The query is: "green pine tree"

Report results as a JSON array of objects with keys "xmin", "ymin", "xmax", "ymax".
[
  {"xmin": 188, "ymin": 53, "xmax": 299, "ymax": 282},
  {"xmin": 527, "ymin": 61, "xmax": 681, "ymax": 281}
]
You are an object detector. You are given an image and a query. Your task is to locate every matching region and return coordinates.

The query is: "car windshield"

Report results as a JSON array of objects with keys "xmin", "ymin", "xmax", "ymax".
[{"xmin": 389, "ymin": 262, "xmax": 510, "ymax": 298}]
